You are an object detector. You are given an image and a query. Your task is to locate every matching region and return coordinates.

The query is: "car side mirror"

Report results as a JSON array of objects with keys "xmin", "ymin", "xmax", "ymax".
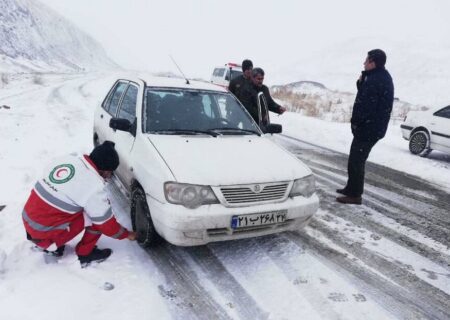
[
  {"xmin": 109, "ymin": 118, "xmax": 136, "ymax": 136},
  {"xmin": 262, "ymin": 123, "xmax": 282, "ymax": 134}
]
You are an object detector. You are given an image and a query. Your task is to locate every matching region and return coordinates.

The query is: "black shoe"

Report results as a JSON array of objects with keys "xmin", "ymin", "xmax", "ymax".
[
  {"xmin": 78, "ymin": 247, "xmax": 112, "ymax": 267},
  {"xmin": 48, "ymin": 245, "xmax": 65, "ymax": 257},
  {"xmin": 336, "ymin": 196, "xmax": 362, "ymax": 205},
  {"xmin": 34, "ymin": 245, "xmax": 65, "ymax": 257},
  {"xmin": 336, "ymin": 188, "xmax": 349, "ymax": 195}
]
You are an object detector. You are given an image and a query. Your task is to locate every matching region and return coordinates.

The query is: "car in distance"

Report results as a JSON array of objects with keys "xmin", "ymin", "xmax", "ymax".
[
  {"xmin": 401, "ymin": 105, "xmax": 450, "ymax": 156},
  {"xmin": 210, "ymin": 62, "xmax": 242, "ymax": 88},
  {"xmin": 93, "ymin": 76, "xmax": 319, "ymax": 246}
]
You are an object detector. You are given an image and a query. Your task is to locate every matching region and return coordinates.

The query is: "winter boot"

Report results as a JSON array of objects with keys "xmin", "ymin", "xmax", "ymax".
[{"xmin": 78, "ymin": 247, "xmax": 112, "ymax": 267}]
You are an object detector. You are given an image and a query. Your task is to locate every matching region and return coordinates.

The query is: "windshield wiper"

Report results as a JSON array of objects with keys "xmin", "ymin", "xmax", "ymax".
[
  {"xmin": 148, "ymin": 129, "xmax": 218, "ymax": 137},
  {"xmin": 208, "ymin": 127, "xmax": 261, "ymax": 136}
]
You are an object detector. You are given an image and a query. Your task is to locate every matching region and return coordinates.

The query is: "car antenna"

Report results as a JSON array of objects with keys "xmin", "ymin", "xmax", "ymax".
[{"xmin": 169, "ymin": 55, "xmax": 190, "ymax": 84}]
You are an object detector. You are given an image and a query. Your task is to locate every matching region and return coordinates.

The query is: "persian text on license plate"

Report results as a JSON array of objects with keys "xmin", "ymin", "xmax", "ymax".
[{"xmin": 231, "ymin": 211, "xmax": 287, "ymax": 229}]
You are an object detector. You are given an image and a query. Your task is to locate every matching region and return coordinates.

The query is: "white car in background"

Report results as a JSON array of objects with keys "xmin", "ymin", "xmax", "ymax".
[
  {"xmin": 401, "ymin": 105, "xmax": 450, "ymax": 156},
  {"xmin": 93, "ymin": 76, "xmax": 319, "ymax": 246},
  {"xmin": 210, "ymin": 62, "xmax": 242, "ymax": 88}
]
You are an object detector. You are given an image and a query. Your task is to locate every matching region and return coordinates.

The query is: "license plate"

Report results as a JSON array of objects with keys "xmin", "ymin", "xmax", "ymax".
[{"xmin": 231, "ymin": 210, "xmax": 287, "ymax": 229}]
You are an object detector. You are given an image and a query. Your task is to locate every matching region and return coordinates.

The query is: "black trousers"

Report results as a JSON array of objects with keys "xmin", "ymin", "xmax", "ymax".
[{"xmin": 344, "ymin": 137, "xmax": 378, "ymax": 197}]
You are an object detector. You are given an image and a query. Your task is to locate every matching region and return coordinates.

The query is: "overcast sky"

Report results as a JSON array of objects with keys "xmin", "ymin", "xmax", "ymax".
[{"xmin": 41, "ymin": 0, "xmax": 450, "ymax": 85}]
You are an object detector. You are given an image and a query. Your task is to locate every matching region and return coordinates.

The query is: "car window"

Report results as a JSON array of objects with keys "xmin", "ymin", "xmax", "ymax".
[
  {"xmin": 434, "ymin": 106, "xmax": 450, "ymax": 119},
  {"xmin": 225, "ymin": 69, "xmax": 243, "ymax": 81},
  {"xmin": 118, "ymin": 84, "xmax": 138, "ymax": 122},
  {"xmin": 214, "ymin": 68, "xmax": 225, "ymax": 77},
  {"xmin": 108, "ymin": 82, "xmax": 128, "ymax": 116},
  {"xmin": 144, "ymin": 88, "xmax": 259, "ymax": 133},
  {"xmin": 102, "ymin": 84, "xmax": 117, "ymax": 112}
]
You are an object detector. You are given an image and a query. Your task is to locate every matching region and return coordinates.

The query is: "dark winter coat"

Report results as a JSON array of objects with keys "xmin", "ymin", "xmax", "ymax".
[
  {"xmin": 239, "ymin": 82, "xmax": 283, "ymax": 125},
  {"xmin": 351, "ymin": 67, "xmax": 394, "ymax": 142},
  {"xmin": 228, "ymin": 75, "xmax": 251, "ymax": 101}
]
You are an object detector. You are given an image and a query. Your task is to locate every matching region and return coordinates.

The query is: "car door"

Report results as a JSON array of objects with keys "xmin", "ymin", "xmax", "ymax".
[
  {"xmin": 95, "ymin": 80, "xmax": 129, "ymax": 144},
  {"xmin": 112, "ymin": 82, "xmax": 140, "ymax": 188},
  {"xmin": 430, "ymin": 106, "xmax": 450, "ymax": 152}
]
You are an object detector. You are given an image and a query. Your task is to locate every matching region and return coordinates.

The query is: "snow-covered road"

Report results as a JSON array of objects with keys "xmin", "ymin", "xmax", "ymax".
[{"xmin": 0, "ymin": 74, "xmax": 449, "ymax": 320}]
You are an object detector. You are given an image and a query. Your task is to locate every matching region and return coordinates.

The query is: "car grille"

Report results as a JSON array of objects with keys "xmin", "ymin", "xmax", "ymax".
[{"xmin": 219, "ymin": 182, "xmax": 289, "ymax": 205}]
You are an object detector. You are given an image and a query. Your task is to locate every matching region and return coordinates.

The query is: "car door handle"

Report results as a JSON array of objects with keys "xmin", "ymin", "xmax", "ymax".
[{"xmin": 100, "ymin": 114, "xmax": 104, "ymax": 119}]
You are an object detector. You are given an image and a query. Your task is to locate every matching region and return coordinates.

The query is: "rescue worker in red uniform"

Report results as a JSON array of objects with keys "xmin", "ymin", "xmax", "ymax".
[{"xmin": 22, "ymin": 141, "xmax": 136, "ymax": 267}]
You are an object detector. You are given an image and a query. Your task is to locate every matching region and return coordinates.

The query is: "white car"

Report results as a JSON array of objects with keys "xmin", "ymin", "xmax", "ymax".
[
  {"xmin": 401, "ymin": 105, "xmax": 450, "ymax": 156},
  {"xmin": 93, "ymin": 76, "xmax": 319, "ymax": 246},
  {"xmin": 210, "ymin": 62, "xmax": 242, "ymax": 88}
]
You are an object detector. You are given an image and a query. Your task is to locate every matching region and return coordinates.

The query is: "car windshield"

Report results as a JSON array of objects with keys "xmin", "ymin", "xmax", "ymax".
[{"xmin": 143, "ymin": 88, "xmax": 261, "ymax": 135}]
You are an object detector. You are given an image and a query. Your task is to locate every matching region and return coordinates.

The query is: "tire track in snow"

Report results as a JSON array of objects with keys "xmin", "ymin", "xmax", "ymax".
[
  {"xmin": 252, "ymin": 235, "xmax": 347, "ymax": 320},
  {"xmin": 299, "ymin": 219, "xmax": 450, "ymax": 320},
  {"xmin": 146, "ymin": 244, "xmax": 234, "ymax": 320},
  {"xmin": 314, "ymin": 176, "xmax": 450, "ymax": 269},
  {"xmin": 310, "ymin": 164, "xmax": 450, "ymax": 249},
  {"xmin": 276, "ymin": 136, "xmax": 450, "ymax": 263},
  {"xmin": 286, "ymin": 230, "xmax": 445, "ymax": 320},
  {"xmin": 184, "ymin": 246, "xmax": 269, "ymax": 320}
]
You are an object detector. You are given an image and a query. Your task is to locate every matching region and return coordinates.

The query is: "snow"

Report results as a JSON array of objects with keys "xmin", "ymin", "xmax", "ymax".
[
  {"xmin": 276, "ymin": 113, "xmax": 450, "ymax": 192},
  {"xmin": 0, "ymin": 73, "xmax": 449, "ymax": 319},
  {"xmin": 0, "ymin": 0, "xmax": 118, "ymax": 73}
]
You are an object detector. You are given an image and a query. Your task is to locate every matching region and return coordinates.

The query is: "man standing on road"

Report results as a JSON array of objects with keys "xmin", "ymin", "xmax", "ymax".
[
  {"xmin": 22, "ymin": 141, "xmax": 136, "ymax": 267},
  {"xmin": 239, "ymin": 67, "xmax": 287, "ymax": 127},
  {"xmin": 337, "ymin": 49, "xmax": 394, "ymax": 205},
  {"xmin": 228, "ymin": 59, "xmax": 253, "ymax": 101}
]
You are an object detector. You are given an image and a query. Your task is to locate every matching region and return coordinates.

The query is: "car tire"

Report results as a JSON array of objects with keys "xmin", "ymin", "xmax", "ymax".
[
  {"xmin": 409, "ymin": 130, "xmax": 432, "ymax": 157},
  {"xmin": 130, "ymin": 187, "xmax": 162, "ymax": 247}
]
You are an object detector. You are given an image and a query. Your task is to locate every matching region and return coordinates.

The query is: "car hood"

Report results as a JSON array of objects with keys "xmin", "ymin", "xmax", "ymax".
[{"xmin": 147, "ymin": 135, "xmax": 311, "ymax": 185}]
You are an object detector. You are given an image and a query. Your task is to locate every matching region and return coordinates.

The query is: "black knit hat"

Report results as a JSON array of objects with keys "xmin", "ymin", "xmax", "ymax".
[
  {"xmin": 242, "ymin": 59, "xmax": 253, "ymax": 72},
  {"xmin": 89, "ymin": 141, "xmax": 119, "ymax": 171}
]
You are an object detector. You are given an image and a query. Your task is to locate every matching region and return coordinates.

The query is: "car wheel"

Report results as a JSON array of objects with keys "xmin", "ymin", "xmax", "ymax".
[
  {"xmin": 130, "ymin": 187, "xmax": 162, "ymax": 247},
  {"xmin": 409, "ymin": 130, "xmax": 432, "ymax": 157}
]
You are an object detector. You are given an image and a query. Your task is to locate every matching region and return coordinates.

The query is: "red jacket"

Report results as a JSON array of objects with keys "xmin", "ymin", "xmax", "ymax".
[{"xmin": 23, "ymin": 154, "xmax": 129, "ymax": 240}]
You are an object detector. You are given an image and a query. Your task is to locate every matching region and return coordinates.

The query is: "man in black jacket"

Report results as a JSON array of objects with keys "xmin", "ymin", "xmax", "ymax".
[
  {"xmin": 239, "ymin": 67, "xmax": 286, "ymax": 127},
  {"xmin": 337, "ymin": 49, "xmax": 394, "ymax": 204},
  {"xmin": 228, "ymin": 59, "xmax": 253, "ymax": 100}
]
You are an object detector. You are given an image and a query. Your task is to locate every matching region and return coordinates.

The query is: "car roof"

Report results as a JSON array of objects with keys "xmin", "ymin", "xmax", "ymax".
[{"xmin": 120, "ymin": 74, "xmax": 228, "ymax": 92}]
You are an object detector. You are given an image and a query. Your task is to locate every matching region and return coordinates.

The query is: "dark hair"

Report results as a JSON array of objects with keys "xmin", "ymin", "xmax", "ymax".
[
  {"xmin": 89, "ymin": 141, "xmax": 120, "ymax": 171},
  {"xmin": 242, "ymin": 59, "xmax": 253, "ymax": 72},
  {"xmin": 368, "ymin": 49, "xmax": 387, "ymax": 67},
  {"xmin": 251, "ymin": 67, "xmax": 265, "ymax": 77}
]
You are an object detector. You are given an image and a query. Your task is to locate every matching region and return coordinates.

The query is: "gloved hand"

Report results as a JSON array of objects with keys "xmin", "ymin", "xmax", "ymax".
[{"xmin": 127, "ymin": 231, "xmax": 137, "ymax": 241}]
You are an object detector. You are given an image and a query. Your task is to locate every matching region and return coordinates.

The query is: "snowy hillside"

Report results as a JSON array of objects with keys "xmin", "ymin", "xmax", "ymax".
[
  {"xmin": 271, "ymin": 81, "xmax": 423, "ymax": 122},
  {"xmin": 0, "ymin": 0, "xmax": 119, "ymax": 73},
  {"xmin": 273, "ymin": 37, "xmax": 450, "ymax": 108}
]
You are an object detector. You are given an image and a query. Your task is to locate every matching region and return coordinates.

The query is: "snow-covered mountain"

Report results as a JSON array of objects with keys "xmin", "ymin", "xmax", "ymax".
[
  {"xmin": 0, "ymin": 0, "xmax": 119, "ymax": 73},
  {"xmin": 273, "ymin": 37, "xmax": 450, "ymax": 107}
]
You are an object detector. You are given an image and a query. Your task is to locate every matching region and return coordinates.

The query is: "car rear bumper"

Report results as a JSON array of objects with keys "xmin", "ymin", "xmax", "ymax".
[{"xmin": 148, "ymin": 194, "xmax": 319, "ymax": 246}]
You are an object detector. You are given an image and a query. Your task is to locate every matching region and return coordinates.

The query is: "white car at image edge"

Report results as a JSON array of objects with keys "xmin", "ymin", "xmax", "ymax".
[
  {"xmin": 401, "ymin": 105, "xmax": 450, "ymax": 157},
  {"xmin": 93, "ymin": 75, "xmax": 319, "ymax": 246}
]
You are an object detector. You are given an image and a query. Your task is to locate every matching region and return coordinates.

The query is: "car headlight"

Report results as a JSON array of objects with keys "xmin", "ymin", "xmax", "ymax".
[
  {"xmin": 164, "ymin": 182, "xmax": 219, "ymax": 209},
  {"xmin": 289, "ymin": 175, "xmax": 316, "ymax": 198}
]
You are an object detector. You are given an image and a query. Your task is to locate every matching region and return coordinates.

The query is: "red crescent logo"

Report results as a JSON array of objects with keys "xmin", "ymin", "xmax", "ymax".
[{"xmin": 56, "ymin": 168, "xmax": 68, "ymax": 177}]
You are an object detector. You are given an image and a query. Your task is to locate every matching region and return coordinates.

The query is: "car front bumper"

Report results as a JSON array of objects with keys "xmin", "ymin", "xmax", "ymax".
[{"xmin": 148, "ymin": 194, "xmax": 319, "ymax": 246}]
